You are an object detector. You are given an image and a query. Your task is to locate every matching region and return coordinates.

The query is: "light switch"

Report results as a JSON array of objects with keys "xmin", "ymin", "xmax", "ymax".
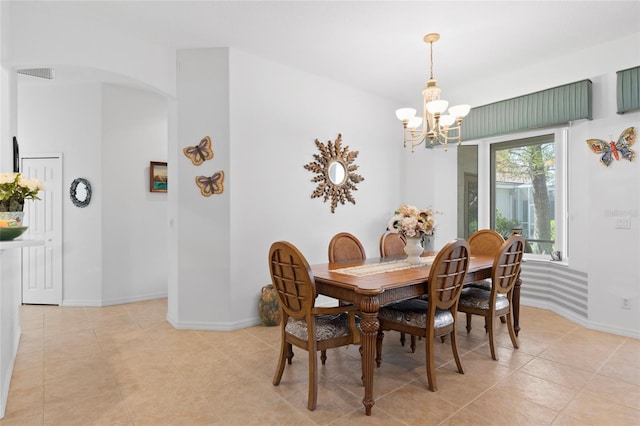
[{"xmin": 615, "ymin": 216, "xmax": 631, "ymax": 229}]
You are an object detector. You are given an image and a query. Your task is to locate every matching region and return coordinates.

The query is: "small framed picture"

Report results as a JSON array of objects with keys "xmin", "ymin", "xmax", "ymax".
[
  {"xmin": 150, "ymin": 161, "xmax": 168, "ymax": 192},
  {"xmin": 13, "ymin": 136, "xmax": 19, "ymax": 172}
]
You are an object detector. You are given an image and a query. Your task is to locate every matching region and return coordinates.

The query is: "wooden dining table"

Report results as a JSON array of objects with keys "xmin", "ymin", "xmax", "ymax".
[{"xmin": 310, "ymin": 253, "xmax": 522, "ymax": 415}]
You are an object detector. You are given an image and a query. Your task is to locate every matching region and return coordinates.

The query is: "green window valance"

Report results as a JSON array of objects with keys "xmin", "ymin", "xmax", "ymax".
[
  {"xmin": 617, "ymin": 66, "xmax": 640, "ymax": 114},
  {"xmin": 463, "ymin": 79, "xmax": 592, "ymax": 141}
]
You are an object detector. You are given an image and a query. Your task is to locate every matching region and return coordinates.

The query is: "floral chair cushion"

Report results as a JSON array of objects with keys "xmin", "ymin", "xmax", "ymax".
[
  {"xmin": 378, "ymin": 298, "xmax": 454, "ymax": 330},
  {"xmin": 286, "ymin": 313, "xmax": 353, "ymax": 341},
  {"xmin": 458, "ymin": 287, "xmax": 509, "ymax": 310}
]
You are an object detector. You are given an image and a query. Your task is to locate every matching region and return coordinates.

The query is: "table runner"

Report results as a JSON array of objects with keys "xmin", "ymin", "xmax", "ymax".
[{"xmin": 335, "ymin": 256, "xmax": 436, "ymax": 277}]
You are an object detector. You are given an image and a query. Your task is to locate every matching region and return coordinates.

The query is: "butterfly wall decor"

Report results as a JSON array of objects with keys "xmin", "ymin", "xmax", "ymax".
[
  {"xmin": 183, "ymin": 136, "xmax": 214, "ymax": 166},
  {"xmin": 586, "ymin": 127, "xmax": 636, "ymax": 167},
  {"xmin": 195, "ymin": 171, "xmax": 224, "ymax": 197}
]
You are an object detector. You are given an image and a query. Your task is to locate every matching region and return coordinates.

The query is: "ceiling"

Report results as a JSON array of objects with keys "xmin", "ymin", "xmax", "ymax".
[{"xmin": 20, "ymin": 1, "xmax": 640, "ymax": 107}]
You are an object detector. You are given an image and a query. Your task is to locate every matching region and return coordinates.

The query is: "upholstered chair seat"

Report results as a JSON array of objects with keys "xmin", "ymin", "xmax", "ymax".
[
  {"xmin": 378, "ymin": 299, "xmax": 454, "ymax": 329},
  {"xmin": 458, "ymin": 288, "xmax": 509, "ymax": 311},
  {"xmin": 466, "ymin": 279, "xmax": 493, "ymax": 291},
  {"xmin": 285, "ymin": 313, "xmax": 354, "ymax": 341}
]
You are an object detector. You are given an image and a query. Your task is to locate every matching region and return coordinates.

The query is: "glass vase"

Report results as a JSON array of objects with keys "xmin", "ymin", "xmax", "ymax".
[{"xmin": 422, "ymin": 234, "xmax": 435, "ymax": 253}]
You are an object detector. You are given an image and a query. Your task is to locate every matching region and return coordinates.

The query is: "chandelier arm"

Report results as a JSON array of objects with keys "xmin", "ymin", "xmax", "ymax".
[{"xmin": 404, "ymin": 129, "xmax": 428, "ymax": 153}]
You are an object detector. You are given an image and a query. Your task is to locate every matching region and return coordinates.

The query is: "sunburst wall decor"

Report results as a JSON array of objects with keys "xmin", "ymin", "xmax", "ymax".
[{"xmin": 303, "ymin": 133, "xmax": 364, "ymax": 213}]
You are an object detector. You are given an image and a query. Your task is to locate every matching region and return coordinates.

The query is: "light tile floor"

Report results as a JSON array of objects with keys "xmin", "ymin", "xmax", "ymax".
[{"xmin": 1, "ymin": 299, "xmax": 638, "ymax": 425}]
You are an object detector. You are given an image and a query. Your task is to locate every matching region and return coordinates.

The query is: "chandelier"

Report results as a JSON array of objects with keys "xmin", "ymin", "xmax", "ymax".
[{"xmin": 396, "ymin": 33, "xmax": 470, "ymax": 152}]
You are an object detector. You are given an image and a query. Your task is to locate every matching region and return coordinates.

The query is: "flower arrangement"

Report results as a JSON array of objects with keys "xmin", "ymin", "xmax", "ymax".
[
  {"xmin": 0, "ymin": 173, "xmax": 44, "ymax": 212},
  {"xmin": 387, "ymin": 204, "xmax": 436, "ymax": 238}
]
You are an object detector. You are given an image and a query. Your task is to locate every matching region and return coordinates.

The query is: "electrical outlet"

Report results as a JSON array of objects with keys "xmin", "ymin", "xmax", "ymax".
[{"xmin": 622, "ymin": 298, "xmax": 631, "ymax": 310}]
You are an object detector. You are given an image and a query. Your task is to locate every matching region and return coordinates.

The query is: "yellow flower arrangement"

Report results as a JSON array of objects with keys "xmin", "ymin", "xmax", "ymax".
[{"xmin": 0, "ymin": 173, "xmax": 44, "ymax": 212}]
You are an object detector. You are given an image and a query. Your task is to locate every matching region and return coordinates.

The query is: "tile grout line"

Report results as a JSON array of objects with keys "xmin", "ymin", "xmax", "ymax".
[
  {"xmin": 7, "ymin": 302, "xmax": 638, "ymax": 425},
  {"xmin": 436, "ymin": 325, "xmax": 578, "ymax": 426}
]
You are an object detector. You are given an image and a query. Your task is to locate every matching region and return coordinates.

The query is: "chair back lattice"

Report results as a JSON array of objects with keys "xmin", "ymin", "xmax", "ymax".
[
  {"xmin": 429, "ymin": 239, "xmax": 470, "ymax": 310},
  {"xmin": 379, "ymin": 231, "xmax": 407, "ymax": 258},
  {"xmin": 468, "ymin": 229, "xmax": 505, "ymax": 257},
  {"xmin": 269, "ymin": 241, "xmax": 316, "ymax": 320},
  {"xmin": 328, "ymin": 232, "xmax": 367, "ymax": 263},
  {"xmin": 492, "ymin": 235, "xmax": 525, "ymax": 296}
]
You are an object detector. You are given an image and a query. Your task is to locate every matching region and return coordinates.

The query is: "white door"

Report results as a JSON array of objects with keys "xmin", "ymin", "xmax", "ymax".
[{"xmin": 20, "ymin": 156, "xmax": 63, "ymax": 305}]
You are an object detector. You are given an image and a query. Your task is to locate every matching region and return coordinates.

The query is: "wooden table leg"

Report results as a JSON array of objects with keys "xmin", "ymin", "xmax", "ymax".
[
  {"xmin": 513, "ymin": 275, "xmax": 522, "ymax": 336},
  {"xmin": 357, "ymin": 295, "xmax": 380, "ymax": 416}
]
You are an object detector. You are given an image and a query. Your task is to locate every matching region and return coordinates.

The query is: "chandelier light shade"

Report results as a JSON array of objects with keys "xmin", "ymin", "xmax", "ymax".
[{"xmin": 396, "ymin": 33, "xmax": 470, "ymax": 152}]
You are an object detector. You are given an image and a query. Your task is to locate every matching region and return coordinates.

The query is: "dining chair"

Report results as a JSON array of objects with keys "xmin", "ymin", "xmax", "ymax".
[
  {"xmin": 379, "ymin": 230, "xmax": 418, "ymax": 350},
  {"xmin": 269, "ymin": 241, "xmax": 361, "ymax": 411},
  {"xmin": 375, "ymin": 239, "xmax": 470, "ymax": 392},
  {"xmin": 328, "ymin": 232, "xmax": 366, "ymax": 263},
  {"xmin": 466, "ymin": 229, "xmax": 505, "ymax": 291},
  {"xmin": 457, "ymin": 234, "xmax": 525, "ymax": 360},
  {"xmin": 328, "ymin": 232, "xmax": 366, "ymax": 308},
  {"xmin": 379, "ymin": 230, "xmax": 407, "ymax": 258},
  {"xmin": 468, "ymin": 229, "xmax": 505, "ymax": 254}
]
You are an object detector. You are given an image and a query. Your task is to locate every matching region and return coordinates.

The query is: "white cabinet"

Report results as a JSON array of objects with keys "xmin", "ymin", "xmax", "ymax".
[{"xmin": 0, "ymin": 240, "xmax": 43, "ymax": 419}]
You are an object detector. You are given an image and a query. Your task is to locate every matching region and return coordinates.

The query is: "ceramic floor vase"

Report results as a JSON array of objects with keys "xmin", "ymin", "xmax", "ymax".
[{"xmin": 258, "ymin": 284, "xmax": 281, "ymax": 326}]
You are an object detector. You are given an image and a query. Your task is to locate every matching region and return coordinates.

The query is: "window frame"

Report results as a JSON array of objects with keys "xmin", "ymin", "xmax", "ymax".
[{"xmin": 471, "ymin": 127, "xmax": 568, "ymax": 262}]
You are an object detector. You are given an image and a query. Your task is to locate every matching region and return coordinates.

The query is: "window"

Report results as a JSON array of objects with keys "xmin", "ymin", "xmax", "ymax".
[{"xmin": 458, "ymin": 128, "xmax": 567, "ymax": 260}]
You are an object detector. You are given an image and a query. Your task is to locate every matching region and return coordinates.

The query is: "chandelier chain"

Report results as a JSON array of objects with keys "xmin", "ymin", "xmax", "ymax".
[{"xmin": 429, "ymin": 40, "xmax": 434, "ymax": 80}]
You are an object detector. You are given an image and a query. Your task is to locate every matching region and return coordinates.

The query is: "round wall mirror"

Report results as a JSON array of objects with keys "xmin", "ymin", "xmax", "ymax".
[
  {"xmin": 70, "ymin": 178, "xmax": 92, "ymax": 208},
  {"xmin": 328, "ymin": 161, "xmax": 346, "ymax": 185}
]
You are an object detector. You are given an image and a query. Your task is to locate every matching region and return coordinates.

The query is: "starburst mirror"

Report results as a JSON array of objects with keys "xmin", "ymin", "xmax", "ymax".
[{"xmin": 304, "ymin": 134, "xmax": 364, "ymax": 213}]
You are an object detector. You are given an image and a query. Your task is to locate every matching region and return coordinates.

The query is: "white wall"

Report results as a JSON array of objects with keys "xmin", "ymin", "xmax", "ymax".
[
  {"xmin": 0, "ymin": 1, "xmax": 16, "ymax": 173},
  {"xmin": 228, "ymin": 48, "xmax": 400, "ymax": 324},
  {"xmin": 448, "ymin": 34, "xmax": 640, "ymax": 109},
  {"xmin": 17, "ymin": 83, "xmax": 103, "ymax": 304},
  {"xmin": 8, "ymin": 1, "xmax": 176, "ymax": 97},
  {"xmin": 170, "ymin": 48, "xmax": 232, "ymax": 328},
  {"xmin": 8, "ymin": 0, "xmax": 173, "ymax": 307},
  {"xmin": 101, "ymin": 84, "xmax": 169, "ymax": 304},
  {"xmin": 168, "ymin": 48, "xmax": 400, "ymax": 329},
  {"xmin": 574, "ymin": 73, "xmax": 639, "ymax": 335},
  {"xmin": 406, "ymin": 33, "xmax": 640, "ymax": 337},
  {"xmin": 404, "ymin": 144, "xmax": 458, "ymax": 249},
  {"xmin": 17, "ymin": 82, "xmax": 170, "ymax": 306}
]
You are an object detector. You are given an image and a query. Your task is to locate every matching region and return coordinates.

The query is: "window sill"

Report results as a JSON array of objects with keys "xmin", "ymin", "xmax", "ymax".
[{"xmin": 523, "ymin": 255, "xmax": 569, "ymax": 267}]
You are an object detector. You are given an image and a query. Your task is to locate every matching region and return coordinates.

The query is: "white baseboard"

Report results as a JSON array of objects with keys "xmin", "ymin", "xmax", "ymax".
[
  {"xmin": 100, "ymin": 293, "xmax": 168, "ymax": 307},
  {"xmin": 167, "ymin": 315, "xmax": 261, "ymax": 331},
  {"xmin": 522, "ymin": 298, "xmax": 640, "ymax": 339},
  {"xmin": 62, "ymin": 293, "xmax": 167, "ymax": 307},
  {"xmin": 61, "ymin": 300, "xmax": 102, "ymax": 307},
  {"xmin": 60, "ymin": 294, "xmax": 638, "ymax": 338}
]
